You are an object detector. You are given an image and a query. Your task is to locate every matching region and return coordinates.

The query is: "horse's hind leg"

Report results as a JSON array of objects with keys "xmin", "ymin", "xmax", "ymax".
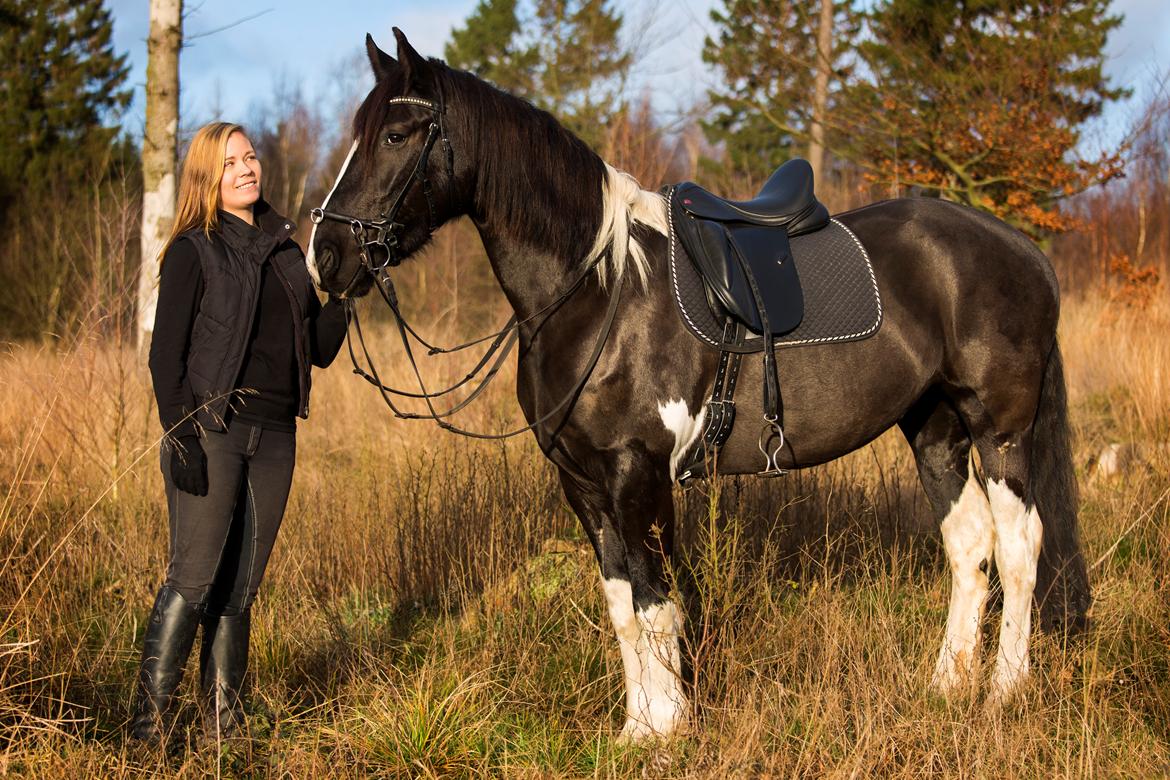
[
  {"xmin": 900, "ymin": 392, "xmax": 995, "ymax": 694},
  {"xmin": 556, "ymin": 463, "xmax": 686, "ymax": 739},
  {"xmin": 976, "ymin": 432, "xmax": 1043, "ymax": 703}
]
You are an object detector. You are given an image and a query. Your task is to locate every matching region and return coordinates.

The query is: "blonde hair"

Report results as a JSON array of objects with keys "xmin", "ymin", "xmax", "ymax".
[{"xmin": 159, "ymin": 122, "xmax": 248, "ymax": 264}]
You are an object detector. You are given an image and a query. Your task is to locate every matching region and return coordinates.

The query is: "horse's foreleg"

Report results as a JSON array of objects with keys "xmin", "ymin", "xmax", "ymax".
[
  {"xmin": 618, "ymin": 476, "xmax": 686, "ymax": 739},
  {"xmin": 557, "ymin": 464, "xmax": 686, "ymax": 739}
]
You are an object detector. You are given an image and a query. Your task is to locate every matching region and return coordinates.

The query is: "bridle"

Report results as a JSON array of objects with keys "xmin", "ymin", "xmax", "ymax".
[
  {"xmin": 309, "ymin": 87, "xmax": 622, "ymax": 441},
  {"xmin": 309, "ymin": 93, "xmax": 455, "ymax": 297}
]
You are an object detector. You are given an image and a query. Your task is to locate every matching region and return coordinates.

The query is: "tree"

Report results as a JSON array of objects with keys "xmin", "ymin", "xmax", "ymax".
[
  {"xmin": 445, "ymin": 0, "xmax": 537, "ymax": 97},
  {"xmin": 252, "ymin": 82, "xmax": 325, "ymax": 225},
  {"xmin": 809, "ymin": 0, "xmax": 835, "ymax": 183},
  {"xmin": 0, "ymin": 0, "xmax": 133, "ymax": 339},
  {"xmin": 702, "ymin": 0, "xmax": 858, "ymax": 183},
  {"xmin": 844, "ymin": 0, "xmax": 1128, "ymax": 236},
  {"xmin": 137, "ymin": 0, "xmax": 182, "ymax": 351},
  {"xmin": 444, "ymin": 0, "xmax": 630, "ymax": 148},
  {"xmin": 0, "ymin": 0, "xmax": 130, "ymax": 217}
]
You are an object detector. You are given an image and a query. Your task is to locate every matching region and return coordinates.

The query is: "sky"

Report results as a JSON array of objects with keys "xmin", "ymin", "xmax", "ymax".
[{"xmin": 106, "ymin": 0, "xmax": 1170, "ymax": 153}]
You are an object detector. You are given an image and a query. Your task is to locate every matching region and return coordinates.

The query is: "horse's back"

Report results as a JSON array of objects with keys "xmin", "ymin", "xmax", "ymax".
[{"xmin": 836, "ymin": 197, "xmax": 1060, "ymax": 347}]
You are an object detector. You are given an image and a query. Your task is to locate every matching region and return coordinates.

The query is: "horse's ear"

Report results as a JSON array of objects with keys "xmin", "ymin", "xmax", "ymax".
[
  {"xmin": 365, "ymin": 33, "xmax": 397, "ymax": 82},
  {"xmin": 392, "ymin": 27, "xmax": 433, "ymax": 91}
]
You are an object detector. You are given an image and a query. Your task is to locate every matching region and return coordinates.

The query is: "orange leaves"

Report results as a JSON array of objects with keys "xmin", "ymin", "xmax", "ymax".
[
  {"xmin": 845, "ymin": 0, "xmax": 1128, "ymax": 238},
  {"xmin": 1108, "ymin": 253, "xmax": 1163, "ymax": 309}
]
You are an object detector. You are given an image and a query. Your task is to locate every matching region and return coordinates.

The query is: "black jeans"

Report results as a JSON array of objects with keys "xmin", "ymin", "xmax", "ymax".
[{"xmin": 160, "ymin": 421, "xmax": 296, "ymax": 617}]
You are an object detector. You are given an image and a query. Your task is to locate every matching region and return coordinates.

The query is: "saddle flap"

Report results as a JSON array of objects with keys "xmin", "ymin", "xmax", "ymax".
[{"xmin": 673, "ymin": 206, "xmax": 804, "ymax": 337}]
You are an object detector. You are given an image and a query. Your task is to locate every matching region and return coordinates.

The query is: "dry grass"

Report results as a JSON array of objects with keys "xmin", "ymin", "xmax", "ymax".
[{"xmin": 0, "ymin": 291, "xmax": 1167, "ymax": 778}]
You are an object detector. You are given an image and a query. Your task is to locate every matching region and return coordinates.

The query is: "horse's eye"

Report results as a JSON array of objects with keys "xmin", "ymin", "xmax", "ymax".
[{"xmin": 385, "ymin": 133, "xmax": 406, "ymax": 146}]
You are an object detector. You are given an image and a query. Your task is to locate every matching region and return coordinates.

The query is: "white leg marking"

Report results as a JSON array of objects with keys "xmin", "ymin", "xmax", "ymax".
[
  {"xmin": 657, "ymin": 399, "xmax": 706, "ymax": 481},
  {"xmin": 305, "ymin": 140, "xmax": 358, "ymax": 284},
  {"xmin": 932, "ymin": 473, "xmax": 996, "ymax": 693},
  {"xmin": 986, "ymin": 479, "xmax": 1043, "ymax": 702},
  {"xmin": 626, "ymin": 600, "xmax": 687, "ymax": 739},
  {"xmin": 602, "ymin": 577, "xmax": 643, "ymax": 726}
]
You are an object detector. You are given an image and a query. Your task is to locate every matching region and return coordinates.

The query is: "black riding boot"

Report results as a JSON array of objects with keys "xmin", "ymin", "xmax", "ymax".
[
  {"xmin": 129, "ymin": 586, "xmax": 201, "ymax": 744},
  {"xmin": 199, "ymin": 609, "xmax": 250, "ymax": 743}
]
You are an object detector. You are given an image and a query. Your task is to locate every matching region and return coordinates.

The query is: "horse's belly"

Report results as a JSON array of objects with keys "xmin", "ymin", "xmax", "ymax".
[{"xmin": 709, "ymin": 334, "xmax": 932, "ymax": 473}]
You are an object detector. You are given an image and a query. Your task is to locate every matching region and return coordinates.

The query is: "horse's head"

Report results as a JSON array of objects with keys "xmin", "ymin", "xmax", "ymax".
[{"xmin": 308, "ymin": 29, "xmax": 464, "ymax": 297}]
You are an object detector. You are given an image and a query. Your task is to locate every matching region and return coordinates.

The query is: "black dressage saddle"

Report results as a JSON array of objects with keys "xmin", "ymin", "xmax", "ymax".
[
  {"xmin": 666, "ymin": 158, "xmax": 832, "ymax": 480},
  {"xmin": 670, "ymin": 159, "xmax": 830, "ymax": 336}
]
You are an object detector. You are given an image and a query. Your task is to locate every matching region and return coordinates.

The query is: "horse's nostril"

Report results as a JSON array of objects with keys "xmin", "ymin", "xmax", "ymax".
[{"xmin": 319, "ymin": 246, "xmax": 337, "ymax": 277}]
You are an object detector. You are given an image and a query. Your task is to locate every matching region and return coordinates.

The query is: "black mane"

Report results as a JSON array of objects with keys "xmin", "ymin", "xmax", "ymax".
[{"xmin": 353, "ymin": 60, "xmax": 607, "ymax": 263}]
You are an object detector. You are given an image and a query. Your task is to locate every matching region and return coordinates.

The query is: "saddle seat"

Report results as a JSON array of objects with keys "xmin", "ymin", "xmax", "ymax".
[
  {"xmin": 670, "ymin": 159, "xmax": 830, "ymax": 336},
  {"xmin": 677, "ymin": 158, "xmax": 830, "ymax": 234}
]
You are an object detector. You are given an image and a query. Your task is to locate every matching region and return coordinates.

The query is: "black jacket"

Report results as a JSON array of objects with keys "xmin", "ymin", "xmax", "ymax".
[{"xmin": 148, "ymin": 200, "xmax": 346, "ymax": 436}]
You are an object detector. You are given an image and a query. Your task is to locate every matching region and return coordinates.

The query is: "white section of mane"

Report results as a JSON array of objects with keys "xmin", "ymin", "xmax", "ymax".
[{"xmin": 585, "ymin": 164, "xmax": 669, "ymax": 288}]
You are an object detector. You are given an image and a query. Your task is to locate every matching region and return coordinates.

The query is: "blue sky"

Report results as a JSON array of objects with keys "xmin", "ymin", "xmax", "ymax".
[{"xmin": 107, "ymin": 0, "xmax": 1169, "ymax": 152}]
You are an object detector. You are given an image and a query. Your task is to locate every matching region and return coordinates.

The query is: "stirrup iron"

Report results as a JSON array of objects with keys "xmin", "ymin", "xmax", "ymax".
[{"xmin": 757, "ymin": 417, "xmax": 787, "ymax": 477}]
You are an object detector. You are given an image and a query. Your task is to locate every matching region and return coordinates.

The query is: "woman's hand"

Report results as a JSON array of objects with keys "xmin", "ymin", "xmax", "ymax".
[{"xmin": 170, "ymin": 435, "xmax": 209, "ymax": 496}]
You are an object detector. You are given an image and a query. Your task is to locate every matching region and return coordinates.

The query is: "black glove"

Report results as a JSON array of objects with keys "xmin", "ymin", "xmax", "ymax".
[{"xmin": 170, "ymin": 434, "xmax": 208, "ymax": 496}]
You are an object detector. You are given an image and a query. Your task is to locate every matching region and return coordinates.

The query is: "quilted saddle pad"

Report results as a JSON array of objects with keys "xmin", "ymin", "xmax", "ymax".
[{"xmin": 667, "ymin": 197, "xmax": 883, "ymax": 352}]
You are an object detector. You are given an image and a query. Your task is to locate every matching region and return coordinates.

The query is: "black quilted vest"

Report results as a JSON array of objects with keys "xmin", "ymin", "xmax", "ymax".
[{"xmin": 183, "ymin": 202, "xmax": 319, "ymax": 431}]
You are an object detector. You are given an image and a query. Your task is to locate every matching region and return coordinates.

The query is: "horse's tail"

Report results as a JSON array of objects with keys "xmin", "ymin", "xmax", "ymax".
[{"xmin": 1031, "ymin": 342, "xmax": 1091, "ymax": 634}]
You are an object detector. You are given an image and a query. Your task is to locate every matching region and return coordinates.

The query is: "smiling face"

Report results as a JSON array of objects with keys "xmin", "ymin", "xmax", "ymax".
[{"xmin": 219, "ymin": 131, "xmax": 261, "ymax": 221}]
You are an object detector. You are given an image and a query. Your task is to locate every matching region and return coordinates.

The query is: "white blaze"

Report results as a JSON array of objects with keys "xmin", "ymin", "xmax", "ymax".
[{"xmin": 306, "ymin": 141, "xmax": 358, "ymax": 284}]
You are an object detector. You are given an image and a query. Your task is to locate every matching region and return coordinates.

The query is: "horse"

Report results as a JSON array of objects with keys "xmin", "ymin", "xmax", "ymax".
[{"xmin": 305, "ymin": 29, "xmax": 1090, "ymax": 740}]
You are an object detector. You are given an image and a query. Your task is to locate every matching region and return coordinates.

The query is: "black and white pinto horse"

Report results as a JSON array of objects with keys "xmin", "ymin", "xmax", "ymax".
[{"xmin": 307, "ymin": 31, "xmax": 1090, "ymax": 740}]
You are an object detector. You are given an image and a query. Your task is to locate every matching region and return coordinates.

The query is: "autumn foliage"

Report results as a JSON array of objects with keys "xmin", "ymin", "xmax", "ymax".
[{"xmin": 840, "ymin": 0, "xmax": 1128, "ymax": 237}]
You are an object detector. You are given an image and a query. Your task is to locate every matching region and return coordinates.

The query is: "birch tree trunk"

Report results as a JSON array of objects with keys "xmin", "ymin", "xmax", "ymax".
[
  {"xmin": 136, "ymin": 0, "xmax": 182, "ymax": 353},
  {"xmin": 809, "ymin": 0, "xmax": 833, "ymax": 185}
]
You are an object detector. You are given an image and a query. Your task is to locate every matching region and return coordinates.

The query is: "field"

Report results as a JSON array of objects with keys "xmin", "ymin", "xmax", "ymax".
[{"xmin": 1, "ymin": 288, "xmax": 1167, "ymax": 778}]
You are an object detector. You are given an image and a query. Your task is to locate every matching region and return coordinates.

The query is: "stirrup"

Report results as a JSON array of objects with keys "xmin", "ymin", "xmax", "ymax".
[{"xmin": 757, "ymin": 417, "xmax": 788, "ymax": 477}]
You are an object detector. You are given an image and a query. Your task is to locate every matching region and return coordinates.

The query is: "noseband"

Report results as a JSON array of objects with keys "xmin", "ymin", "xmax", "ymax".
[{"xmin": 309, "ymin": 92, "xmax": 455, "ymax": 296}]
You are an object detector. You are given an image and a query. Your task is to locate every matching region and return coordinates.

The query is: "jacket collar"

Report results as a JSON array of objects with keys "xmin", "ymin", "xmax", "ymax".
[
  {"xmin": 217, "ymin": 199, "xmax": 295, "ymax": 263},
  {"xmin": 253, "ymin": 198, "xmax": 296, "ymax": 241}
]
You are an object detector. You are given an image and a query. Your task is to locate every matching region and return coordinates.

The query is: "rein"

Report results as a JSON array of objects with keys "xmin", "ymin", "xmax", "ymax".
[
  {"xmin": 346, "ymin": 264, "xmax": 622, "ymax": 440},
  {"xmin": 312, "ymin": 89, "xmax": 622, "ymax": 440}
]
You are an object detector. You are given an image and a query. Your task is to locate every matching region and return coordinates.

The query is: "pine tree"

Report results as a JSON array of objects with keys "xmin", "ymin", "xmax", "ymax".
[
  {"xmin": 444, "ymin": 0, "xmax": 629, "ymax": 149},
  {"xmin": 445, "ymin": 0, "xmax": 538, "ymax": 97},
  {"xmin": 0, "ymin": 0, "xmax": 132, "ymax": 339},
  {"xmin": 844, "ymin": 0, "xmax": 1128, "ymax": 236},
  {"xmin": 0, "ymin": 0, "xmax": 131, "ymax": 214},
  {"xmin": 702, "ymin": 0, "xmax": 858, "ymax": 182}
]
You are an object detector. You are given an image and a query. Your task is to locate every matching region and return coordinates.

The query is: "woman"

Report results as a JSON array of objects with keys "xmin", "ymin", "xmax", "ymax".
[{"xmin": 131, "ymin": 122, "xmax": 346, "ymax": 745}]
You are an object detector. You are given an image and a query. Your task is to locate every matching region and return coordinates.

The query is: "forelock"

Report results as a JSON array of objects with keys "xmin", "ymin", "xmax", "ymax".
[{"xmin": 352, "ymin": 74, "xmax": 404, "ymax": 159}]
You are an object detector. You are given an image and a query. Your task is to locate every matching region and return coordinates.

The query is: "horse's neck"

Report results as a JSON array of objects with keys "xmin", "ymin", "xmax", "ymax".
[{"xmin": 472, "ymin": 222, "xmax": 580, "ymax": 321}]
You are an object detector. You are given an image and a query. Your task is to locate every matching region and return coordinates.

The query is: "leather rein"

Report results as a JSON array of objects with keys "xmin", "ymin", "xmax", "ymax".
[{"xmin": 309, "ymin": 91, "xmax": 621, "ymax": 440}]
